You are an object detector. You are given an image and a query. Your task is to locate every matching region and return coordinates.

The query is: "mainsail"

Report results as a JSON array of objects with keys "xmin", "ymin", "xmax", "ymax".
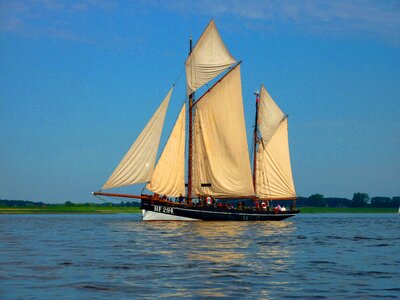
[
  {"xmin": 102, "ymin": 88, "xmax": 173, "ymax": 190},
  {"xmin": 255, "ymin": 86, "xmax": 296, "ymax": 199},
  {"xmin": 193, "ymin": 65, "xmax": 254, "ymax": 197},
  {"xmin": 146, "ymin": 104, "xmax": 186, "ymax": 197},
  {"xmin": 185, "ymin": 19, "xmax": 236, "ymax": 95}
]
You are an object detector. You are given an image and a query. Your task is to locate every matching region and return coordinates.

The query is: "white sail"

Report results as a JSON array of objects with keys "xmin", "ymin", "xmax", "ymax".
[
  {"xmin": 186, "ymin": 19, "xmax": 236, "ymax": 96},
  {"xmin": 147, "ymin": 104, "xmax": 186, "ymax": 197},
  {"xmin": 193, "ymin": 65, "xmax": 254, "ymax": 197},
  {"xmin": 256, "ymin": 86, "xmax": 296, "ymax": 199},
  {"xmin": 102, "ymin": 88, "xmax": 173, "ymax": 190}
]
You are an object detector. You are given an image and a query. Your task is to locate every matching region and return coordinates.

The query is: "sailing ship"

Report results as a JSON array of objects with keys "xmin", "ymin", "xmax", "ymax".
[{"xmin": 93, "ymin": 19, "xmax": 300, "ymax": 221}]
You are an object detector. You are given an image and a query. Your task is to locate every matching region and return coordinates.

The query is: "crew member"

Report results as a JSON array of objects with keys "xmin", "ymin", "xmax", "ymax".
[{"xmin": 261, "ymin": 201, "xmax": 267, "ymax": 210}]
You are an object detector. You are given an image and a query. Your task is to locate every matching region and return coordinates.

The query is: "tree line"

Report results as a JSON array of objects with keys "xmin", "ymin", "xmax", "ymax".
[
  {"xmin": 1, "ymin": 193, "xmax": 399, "ymax": 208},
  {"xmin": 297, "ymin": 193, "xmax": 400, "ymax": 208},
  {"xmin": 0, "ymin": 199, "xmax": 140, "ymax": 208}
]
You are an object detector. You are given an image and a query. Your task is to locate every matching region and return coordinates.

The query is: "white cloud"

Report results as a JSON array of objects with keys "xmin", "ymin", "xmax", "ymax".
[
  {"xmin": 0, "ymin": 0, "xmax": 110, "ymax": 42},
  {"xmin": 150, "ymin": 0, "xmax": 400, "ymax": 45},
  {"xmin": 1, "ymin": 0, "xmax": 399, "ymax": 46}
]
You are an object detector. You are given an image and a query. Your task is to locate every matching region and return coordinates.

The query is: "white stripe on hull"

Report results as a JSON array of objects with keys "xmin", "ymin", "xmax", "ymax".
[{"xmin": 142, "ymin": 209, "xmax": 201, "ymax": 221}]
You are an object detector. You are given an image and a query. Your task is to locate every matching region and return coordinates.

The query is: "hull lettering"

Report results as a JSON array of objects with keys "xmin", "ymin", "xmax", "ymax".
[{"xmin": 154, "ymin": 205, "xmax": 174, "ymax": 215}]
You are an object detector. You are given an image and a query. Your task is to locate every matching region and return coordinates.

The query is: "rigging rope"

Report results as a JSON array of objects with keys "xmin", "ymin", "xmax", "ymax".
[{"xmin": 173, "ymin": 66, "xmax": 185, "ymax": 87}]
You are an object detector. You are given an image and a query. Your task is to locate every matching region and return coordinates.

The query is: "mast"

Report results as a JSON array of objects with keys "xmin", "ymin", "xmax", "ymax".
[
  {"xmin": 187, "ymin": 36, "xmax": 194, "ymax": 204},
  {"xmin": 253, "ymin": 90, "xmax": 260, "ymax": 195}
]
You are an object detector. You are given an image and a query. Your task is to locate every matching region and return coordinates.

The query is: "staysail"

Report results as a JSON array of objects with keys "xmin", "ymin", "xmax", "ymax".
[
  {"xmin": 186, "ymin": 19, "xmax": 236, "ymax": 96},
  {"xmin": 146, "ymin": 104, "xmax": 186, "ymax": 197},
  {"xmin": 255, "ymin": 85, "xmax": 296, "ymax": 199},
  {"xmin": 102, "ymin": 88, "xmax": 173, "ymax": 190},
  {"xmin": 193, "ymin": 65, "xmax": 254, "ymax": 197}
]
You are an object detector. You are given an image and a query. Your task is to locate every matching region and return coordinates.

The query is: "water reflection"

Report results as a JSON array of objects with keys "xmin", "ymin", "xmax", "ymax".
[
  {"xmin": 186, "ymin": 222, "xmax": 294, "ymax": 299},
  {"xmin": 187, "ymin": 222, "xmax": 246, "ymax": 263},
  {"xmin": 3, "ymin": 214, "xmax": 398, "ymax": 299},
  {"xmin": 107, "ymin": 218, "xmax": 296, "ymax": 297},
  {"xmin": 121, "ymin": 220, "xmax": 297, "ymax": 263}
]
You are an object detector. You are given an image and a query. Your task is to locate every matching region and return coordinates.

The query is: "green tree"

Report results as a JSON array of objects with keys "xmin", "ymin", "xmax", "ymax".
[
  {"xmin": 371, "ymin": 197, "xmax": 391, "ymax": 207},
  {"xmin": 65, "ymin": 201, "xmax": 75, "ymax": 207},
  {"xmin": 352, "ymin": 193, "xmax": 369, "ymax": 207},
  {"xmin": 309, "ymin": 193, "xmax": 327, "ymax": 207},
  {"xmin": 393, "ymin": 197, "xmax": 400, "ymax": 207}
]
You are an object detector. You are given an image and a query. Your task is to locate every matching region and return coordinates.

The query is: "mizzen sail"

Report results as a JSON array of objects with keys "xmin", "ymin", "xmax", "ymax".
[
  {"xmin": 102, "ymin": 88, "xmax": 173, "ymax": 190},
  {"xmin": 255, "ymin": 86, "xmax": 296, "ymax": 199},
  {"xmin": 186, "ymin": 19, "xmax": 236, "ymax": 96},
  {"xmin": 193, "ymin": 65, "xmax": 254, "ymax": 197},
  {"xmin": 147, "ymin": 103, "xmax": 186, "ymax": 197}
]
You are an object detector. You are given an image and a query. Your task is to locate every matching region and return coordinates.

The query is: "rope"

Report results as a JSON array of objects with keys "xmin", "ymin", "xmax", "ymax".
[
  {"xmin": 173, "ymin": 66, "xmax": 185, "ymax": 87},
  {"xmin": 94, "ymin": 193, "xmax": 108, "ymax": 203}
]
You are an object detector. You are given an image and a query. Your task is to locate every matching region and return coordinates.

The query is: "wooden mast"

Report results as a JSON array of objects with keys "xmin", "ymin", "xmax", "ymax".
[
  {"xmin": 187, "ymin": 36, "xmax": 194, "ymax": 205},
  {"xmin": 253, "ymin": 89, "xmax": 260, "ymax": 195}
]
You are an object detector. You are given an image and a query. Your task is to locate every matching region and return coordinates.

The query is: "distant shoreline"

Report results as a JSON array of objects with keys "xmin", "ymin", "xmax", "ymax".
[
  {"xmin": 300, "ymin": 207, "xmax": 396, "ymax": 213},
  {"xmin": 0, "ymin": 206, "xmax": 141, "ymax": 214},
  {"xmin": 0, "ymin": 206, "xmax": 396, "ymax": 214}
]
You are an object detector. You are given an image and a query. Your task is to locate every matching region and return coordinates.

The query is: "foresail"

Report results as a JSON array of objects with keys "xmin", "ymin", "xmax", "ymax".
[
  {"xmin": 186, "ymin": 19, "xmax": 236, "ymax": 96},
  {"xmin": 146, "ymin": 104, "xmax": 186, "ymax": 197},
  {"xmin": 255, "ymin": 86, "xmax": 296, "ymax": 199},
  {"xmin": 193, "ymin": 65, "xmax": 254, "ymax": 197},
  {"xmin": 102, "ymin": 88, "xmax": 173, "ymax": 190}
]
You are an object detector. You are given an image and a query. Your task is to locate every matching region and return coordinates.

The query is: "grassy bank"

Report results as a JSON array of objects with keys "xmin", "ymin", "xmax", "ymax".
[
  {"xmin": 0, "ymin": 206, "xmax": 141, "ymax": 214},
  {"xmin": 299, "ymin": 207, "xmax": 397, "ymax": 213}
]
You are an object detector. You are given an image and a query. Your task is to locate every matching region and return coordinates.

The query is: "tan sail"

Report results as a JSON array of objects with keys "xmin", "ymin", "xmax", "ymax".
[
  {"xmin": 102, "ymin": 88, "xmax": 173, "ymax": 190},
  {"xmin": 193, "ymin": 65, "xmax": 254, "ymax": 197},
  {"xmin": 186, "ymin": 19, "xmax": 236, "ymax": 96},
  {"xmin": 256, "ymin": 86, "xmax": 296, "ymax": 198},
  {"xmin": 147, "ymin": 104, "xmax": 186, "ymax": 197},
  {"xmin": 258, "ymin": 85, "xmax": 285, "ymax": 143}
]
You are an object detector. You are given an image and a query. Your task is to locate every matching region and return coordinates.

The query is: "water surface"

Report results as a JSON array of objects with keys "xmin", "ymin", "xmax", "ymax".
[{"xmin": 1, "ymin": 213, "xmax": 399, "ymax": 299}]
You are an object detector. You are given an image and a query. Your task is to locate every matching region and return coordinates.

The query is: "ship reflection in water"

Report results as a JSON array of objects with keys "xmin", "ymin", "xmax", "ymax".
[
  {"xmin": 140, "ymin": 220, "xmax": 296, "ymax": 298},
  {"xmin": 3, "ymin": 214, "xmax": 398, "ymax": 299}
]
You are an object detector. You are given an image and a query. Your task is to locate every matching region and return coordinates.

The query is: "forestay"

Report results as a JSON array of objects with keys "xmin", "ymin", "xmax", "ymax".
[
  {"xmin": 193, "ymin": 65, "xmax": 254, "ymax": 197},
  {"xmin": 185, "ymin": 19, "xmax": 236, "ymax": 96},
  {"xmin": 147, "ymin": 104, "xmax": 186, "ymax": 197},
  {"xmin": 102, "ymin": 88, "xmax": 173, "ymax": 190}
]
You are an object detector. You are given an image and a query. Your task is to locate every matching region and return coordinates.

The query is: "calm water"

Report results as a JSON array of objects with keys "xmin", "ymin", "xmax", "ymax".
[{"xmin": 0, "ymin": 213, "xmax": 399, "ymax": 299}]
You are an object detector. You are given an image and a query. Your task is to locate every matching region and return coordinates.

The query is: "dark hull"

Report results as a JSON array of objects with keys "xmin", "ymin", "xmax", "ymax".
[{"xmin": 140, "ymin": 198, "xmax": 299, "ymax": 221}]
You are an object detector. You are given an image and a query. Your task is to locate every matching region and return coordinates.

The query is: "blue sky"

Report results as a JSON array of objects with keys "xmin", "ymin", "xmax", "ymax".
[{"xmin": 1, "ymin": 0, "xmax": 399, "ymax": 203}]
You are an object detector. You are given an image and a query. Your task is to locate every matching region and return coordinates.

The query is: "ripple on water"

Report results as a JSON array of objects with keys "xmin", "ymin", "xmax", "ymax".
[{"xmin": 0, "ymin": 213, "xmax": 399, "ymax": 299}]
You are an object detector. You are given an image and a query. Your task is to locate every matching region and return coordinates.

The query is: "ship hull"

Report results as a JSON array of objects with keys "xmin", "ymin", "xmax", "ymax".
[{"xmin": 141, "ymin": 198, "xmax": 299, "ymax": 221}]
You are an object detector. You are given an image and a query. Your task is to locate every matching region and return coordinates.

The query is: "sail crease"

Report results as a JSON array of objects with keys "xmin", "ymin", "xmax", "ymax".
[
  {"xmin": 193, "ymin": 65, "xmax": 254, "ymax": 197},
  {"xmin": 186, "ymin": 19, "xmax": 236, "ymax": 95}
]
